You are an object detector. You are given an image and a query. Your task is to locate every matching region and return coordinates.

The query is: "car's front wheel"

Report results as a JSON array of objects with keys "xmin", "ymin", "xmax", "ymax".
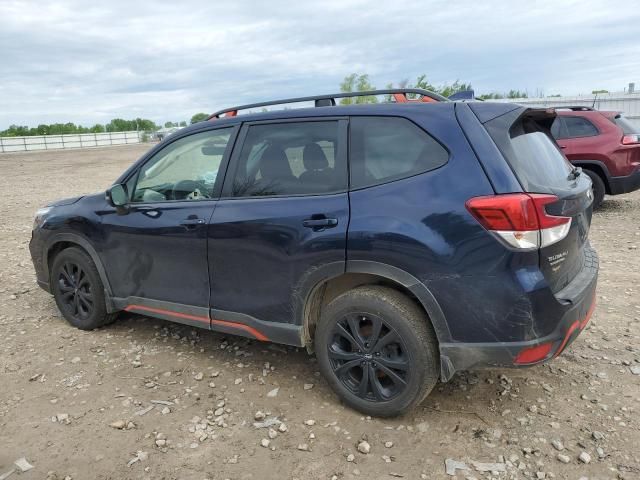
[
  {"xmin": 51, "ymin": 247, "xmax": 116, "ymax": 330},
  {"xmin": 315, "ymin": 286, "xmax": 439, "ymax": 417}
]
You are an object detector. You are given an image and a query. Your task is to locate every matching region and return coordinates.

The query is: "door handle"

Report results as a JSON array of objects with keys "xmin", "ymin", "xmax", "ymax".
[
  {"xmin": 303, "ymin": 217, "xmax": 338, "ymax": 231},
  {"xmin": 559, "ymin": 145, "xmax": 567, "ymax": 149},
  {"xmin": 181, "ymin": 217, "xmax": 205, "ymax": 228}
]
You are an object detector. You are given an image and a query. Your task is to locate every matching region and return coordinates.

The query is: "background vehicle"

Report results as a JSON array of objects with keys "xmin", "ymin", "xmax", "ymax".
[
  {"xmin": 30, "ymin": 90, "xmax": 598, "ymax": 416},
  {"xmin": 551, "ymin": 106, "xmax": 640, "ymax": 207}
]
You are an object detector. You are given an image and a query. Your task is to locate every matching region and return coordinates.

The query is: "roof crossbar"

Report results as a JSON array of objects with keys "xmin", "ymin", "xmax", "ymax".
[{"xmin": 208, "ymin": 88, "xmax": 448, "ymax": 119}]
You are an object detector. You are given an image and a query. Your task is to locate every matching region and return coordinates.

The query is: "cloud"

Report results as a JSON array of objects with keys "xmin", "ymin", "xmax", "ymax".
[{"xmin": 0, "ymin": 0, "xmax": 638, "ymax": 128}]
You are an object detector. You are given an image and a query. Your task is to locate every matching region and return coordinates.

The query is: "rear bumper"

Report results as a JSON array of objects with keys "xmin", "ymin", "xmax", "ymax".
[
  {"xmin": 609, "ymin": 166, "xmax": 640, "ymax": 195},
  {"xmin": 439, "ymin": 246, "xmax": 598, "ymax": 381}
]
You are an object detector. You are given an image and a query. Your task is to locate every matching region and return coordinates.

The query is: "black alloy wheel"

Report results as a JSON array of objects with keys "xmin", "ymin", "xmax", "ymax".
[
  {"xmin": 57, "ymin": 261, "xmax": 94, "ymax": 320},
  {"xmin": 51, "ymin": 247, "xmax": 116, "ymax": 330},
  {"xmin": 328, "ymin": 312, "xmax": 410, "ymax": 401}
]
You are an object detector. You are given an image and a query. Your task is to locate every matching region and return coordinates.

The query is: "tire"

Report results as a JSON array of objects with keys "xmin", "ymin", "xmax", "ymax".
[
  {"xmin": 50, "ymin": 247, "xmax": 117, "ymax": 330},
  {"xmin": 315, "ymin": 286, "xmax": 439, "ymax": 417},
  {"xmin": 583, "ymin": 169, "xmax": 605, "ymax": 209}
]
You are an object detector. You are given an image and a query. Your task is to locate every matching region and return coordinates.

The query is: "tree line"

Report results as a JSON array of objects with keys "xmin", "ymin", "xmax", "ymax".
[
  {"xmin": 0, "ymin": 114, "xmax": 212, "ymax": 138},
  {"xmin": 338, "ymin": 73, "xmax": 530, "ymax": 102}
]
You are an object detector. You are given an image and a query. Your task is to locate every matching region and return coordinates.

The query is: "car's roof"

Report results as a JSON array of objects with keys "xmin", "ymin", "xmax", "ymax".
[{"xmin": 178, "ymin": 102, "xmax": 456, "ymax": 134}]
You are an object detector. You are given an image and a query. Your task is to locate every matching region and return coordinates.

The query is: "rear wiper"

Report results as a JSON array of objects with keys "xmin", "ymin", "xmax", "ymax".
[{"xmin": 567, "ymin": 166, "xmax": 582, "ymax": 181}]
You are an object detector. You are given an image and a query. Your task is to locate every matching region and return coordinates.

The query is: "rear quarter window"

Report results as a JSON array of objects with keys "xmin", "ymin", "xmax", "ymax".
[{"xmin": 349, "ymin": 116, "xmax": 449, "ymax": 189}]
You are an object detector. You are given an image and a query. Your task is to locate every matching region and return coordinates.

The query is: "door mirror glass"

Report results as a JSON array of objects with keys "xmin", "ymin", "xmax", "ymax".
[{"xmin": 108, "ymin": 184, "xmax": 128, "ymax": 207}]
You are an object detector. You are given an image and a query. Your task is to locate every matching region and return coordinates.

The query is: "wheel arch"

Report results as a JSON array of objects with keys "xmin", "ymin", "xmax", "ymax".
[
  {"xmin": 301, "ymin": 260, "xmax": 451, "ymax": 375},
  {"xmin": 44, "ymin": 233, "xmax": 115, "ymax": 312},
  {"xmin": 571, "ymin": 160, "xmax": 611, "ymax": 194}
]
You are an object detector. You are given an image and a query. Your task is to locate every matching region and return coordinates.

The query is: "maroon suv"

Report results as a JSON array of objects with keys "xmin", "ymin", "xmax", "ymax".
[{"xmin": 551, "ymin": 106, "xmax": 640, "ymax": 207}]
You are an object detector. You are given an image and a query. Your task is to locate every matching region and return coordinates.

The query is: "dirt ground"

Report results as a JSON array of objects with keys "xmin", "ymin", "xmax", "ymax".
[{"xmin": 1, "ymin": 145, "xmax": 639, "ymax": 480}]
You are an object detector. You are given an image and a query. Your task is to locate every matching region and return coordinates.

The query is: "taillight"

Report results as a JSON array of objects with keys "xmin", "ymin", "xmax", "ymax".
[
  {"xmin": 466, "ymin": 194, "xmax": 572, "ymax": 250},
  {"xmin": 622, "ymin": 134, "xmax": 640, "ymax": 145},
  {"xmin": 514, "ymin": 342, "xmax": 554, "ymax": 364}
]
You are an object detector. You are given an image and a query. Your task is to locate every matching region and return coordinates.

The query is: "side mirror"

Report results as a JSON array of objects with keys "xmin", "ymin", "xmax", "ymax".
[{"xmin": 106, "ymin": 184, "xmax": 129, "ymax": 214}]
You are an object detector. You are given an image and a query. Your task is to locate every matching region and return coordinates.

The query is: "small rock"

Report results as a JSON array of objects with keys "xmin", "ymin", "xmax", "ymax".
[
  {"xmin": 278, "ymin": 423, "xmax": 288, "ymax": 433},
  {"xmin": 384, "ymin": 441, "xmax": 394, "ymax": 448},
  {"xmin": 268, "ymin": 428, "xmax": 278, "ymax": 439},
  {"xmin": 557, "ymin": 453, "xmax": 571, "ymax": 464},
  {"xmin": 630, "ymin": 366, "xmax": 640, "ymax": 375},
  {"xmin": 161, "ymin": 407, "xmax": 170, "ymax": 415},
  {"xmin": 304, "ymin": 419, "xmax": 316, "ymax": 426},
  {"xmin": 357, "ymin": 440, "xmax": 371, "ymax": 454},
  {"xmin": 254, "ymin": 411, "xmax": 266, "ymax": 421},
  {"xmin": 297, "ymin": 443, "xmax": 310, "ymax": 451},
  {"xmin": 194, "ymin": 372, "xmax": 204, "ymax": 381},
  {"xmin": 234, "ymin": 378, "xmax": 242, "ymax": 385},
  {"xmin": 71, "ymin": 357, "xmax": 81, "ymax": 364},
  {"xmin": 551, "ymin": 439, "xmax": 564, "ymax": 451},
  {"xmin": 260, "ymin": 438, "xmax": 270, "ymax": 448},
  {"xmin": 347, "ymin": 453, "xmax": 355, "ymax": 462},
  {"xmin": 578, "ymin": 451, "xmax": 591, "ymax": 464},
  {"xmin": 110, "ymin": 420, "xmax": 126, "ymax": 429},
  {"xmin": 267, "ymin": 387, "xmax": 279, "ymax": 398},
  {"xmin": 303, "ymin": 383, "xmax": 314, "ymax": 390},
  {"xmin": 592, "ymin": 431, "xmax": 604, "ymax": 441}
]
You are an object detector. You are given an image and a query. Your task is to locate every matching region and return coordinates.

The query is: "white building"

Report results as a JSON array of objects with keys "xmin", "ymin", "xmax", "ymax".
[{"xmin": 489, "ymin": 85, "xmax": 640, "ymax": 129}]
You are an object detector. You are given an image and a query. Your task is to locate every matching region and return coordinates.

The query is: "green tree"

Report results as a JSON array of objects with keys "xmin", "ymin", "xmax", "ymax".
[
  {"xmin": 339, "ymin": 73, "xmax": 377, "ymax": 104},
  {"xmin": 190, "ymin": 112, "xmax": 209, "ymax": 124},
  {"xmin": 179, "ymin": 121, "xmax": 187, "ymax": 127},
  {"xmin": 592, "ymin": 89, "xmax": 608, "ymax": 94},
  {"xmin": 164, "ymin": 121, "xmax": 174, "ymax": 128}
]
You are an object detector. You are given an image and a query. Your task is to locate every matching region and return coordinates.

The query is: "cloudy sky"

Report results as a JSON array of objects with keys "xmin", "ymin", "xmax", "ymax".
[{"xmin": 1, "ymin": 0, "xmax": 639, "ymax": 129}]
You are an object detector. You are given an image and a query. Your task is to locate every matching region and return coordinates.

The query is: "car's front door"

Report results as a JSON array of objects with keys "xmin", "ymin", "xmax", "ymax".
[
  {"xmin": 208, "ymin": 119, "xmax": 349, "ymax": 343},
  {"xmin": 99, "ymin": 127, "xmax": 236, "ymax": 326}
]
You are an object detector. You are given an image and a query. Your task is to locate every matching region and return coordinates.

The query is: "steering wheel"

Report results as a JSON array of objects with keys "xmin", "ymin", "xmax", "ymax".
[{"xmin": 171, "ymin": 180, "xmax": 211, "ymax": 200}]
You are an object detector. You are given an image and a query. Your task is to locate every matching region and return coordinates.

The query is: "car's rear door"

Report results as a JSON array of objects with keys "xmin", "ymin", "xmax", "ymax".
[
  {"xmin": 485, "ymin": 108, "xmax": 594, "ymax": 292},
  {"xmin": 207, "ymin": 118, "xmax": 349, "ymax": 343}
]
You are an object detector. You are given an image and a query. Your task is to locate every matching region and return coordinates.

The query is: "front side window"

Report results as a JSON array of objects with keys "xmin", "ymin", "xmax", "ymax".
[
  {"xmin": 132, "ymin": 128, "xmax": 232, "ymax": 203},
  {"xmin": 349, "ymin": 116, "xmax": 449, "ymax": 189},
  {"xmin": 228, "ymin": 121, "xmax": 346, "ymax": 197},
  {"xmin": 563, "ymin": 116, "xmax": 599, "ymax": 138}
]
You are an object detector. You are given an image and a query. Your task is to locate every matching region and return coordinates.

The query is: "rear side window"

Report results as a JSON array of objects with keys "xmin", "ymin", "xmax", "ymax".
[
  {"xmin": 349, "ymin": 117, "xmax": 449, "ymax": 189},
  {"xmin": 227, "ymin": 121, "xmax": 347, "ymax": 197},
  {"xmin": 613, "ymin": 114, "xmax": 638, "ymax": 134},
  {"xmin": 563, "ymin": 116, "xmax": 599, "ymax": 138}
]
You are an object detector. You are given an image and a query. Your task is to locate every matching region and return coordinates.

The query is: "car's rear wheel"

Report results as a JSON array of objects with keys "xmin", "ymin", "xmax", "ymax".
[
  {"xmin": 583, "ymin": 169, "xmax": 605, "ymax": 209},
  {"xmin": 315, "ymin": 286, "xmax": 439, "ymax": 417},
  {"xmin": 51, "ymin": 247, "xmax": 116, "ymax": 330}
]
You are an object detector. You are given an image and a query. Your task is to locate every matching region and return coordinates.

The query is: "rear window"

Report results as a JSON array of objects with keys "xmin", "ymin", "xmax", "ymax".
[
  {"xmin": 613, "ymin": 114, "xmax": 638, "ymax": 134},
  {"xmin": 486, "ymin": 111, "xmax": 573, "ymax": 192}
]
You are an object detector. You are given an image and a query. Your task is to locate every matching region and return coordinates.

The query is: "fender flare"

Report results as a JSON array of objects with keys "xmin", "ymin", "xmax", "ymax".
[
  {"xmin": 345, "ymin": 260, "xmax": 452, "ymax": 343},
  {"xmin": 43, "ymin": 232, "xmax": 116, "ymax": 312}
]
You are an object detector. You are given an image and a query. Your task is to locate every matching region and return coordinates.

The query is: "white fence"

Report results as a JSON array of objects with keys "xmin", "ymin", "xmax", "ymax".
[
  {"xmin": 0, "ymin": 131, "xmax": 142, "ymax": 153},
  {"xmin": 489, "ymin": 92, "xmax": 640, "ymax": 129}
]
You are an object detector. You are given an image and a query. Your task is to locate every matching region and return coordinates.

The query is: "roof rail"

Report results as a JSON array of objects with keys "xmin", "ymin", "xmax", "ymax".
[
  {"xmin": 551, "ymin": 106, "xmax": 595, "ymax": 111},
  {"xmin": 208, "ymin": 88, "xmax": 448, "ymax": 119}
]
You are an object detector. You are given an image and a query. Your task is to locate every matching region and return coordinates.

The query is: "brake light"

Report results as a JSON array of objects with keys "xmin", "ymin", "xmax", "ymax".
[
  {"xmin": 622, "ymin": 134, "xmax": 640, "ymax": 145},
  {"xmin": 466, "ymin": 194, "xmax": 572, "ymax": 250}
]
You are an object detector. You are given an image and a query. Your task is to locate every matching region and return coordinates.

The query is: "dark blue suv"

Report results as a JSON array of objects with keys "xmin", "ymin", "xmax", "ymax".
[{"xmin": 30, "ymin": 89, "xmax": 598, "ymax": 416}]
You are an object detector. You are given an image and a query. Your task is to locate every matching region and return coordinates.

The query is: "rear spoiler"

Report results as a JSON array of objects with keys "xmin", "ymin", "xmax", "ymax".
[{"xmin": 448, "ymin": 90, "xmax": 482, "ymax": 102}]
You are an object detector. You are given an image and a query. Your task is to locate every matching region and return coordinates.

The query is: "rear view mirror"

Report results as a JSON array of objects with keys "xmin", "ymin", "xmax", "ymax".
[{"xmin": 107, "ymin": 184, "xmax": 129, "ymax": 210}]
